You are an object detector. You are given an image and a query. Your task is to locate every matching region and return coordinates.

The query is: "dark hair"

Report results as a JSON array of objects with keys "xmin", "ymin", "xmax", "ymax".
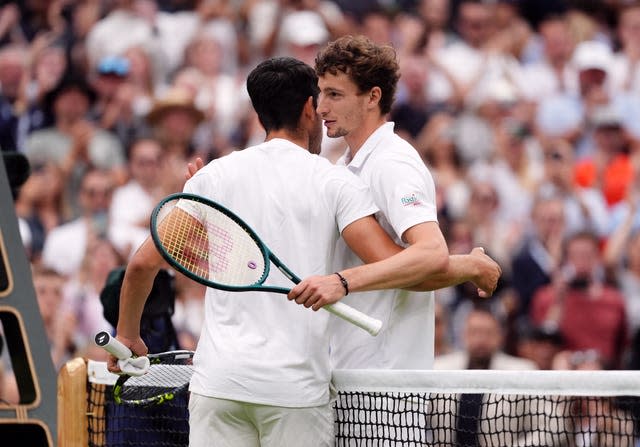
[
  {"xmin": 43, "ymin": 73, "xmax": 97, "ymax": 116},
  {"xmin": 246, "ymin": 57, "xmax": 320, "ymax": 133},
  {"xmin": 315, "ymin": 35, "xmax": 400, "ymax": 115}
]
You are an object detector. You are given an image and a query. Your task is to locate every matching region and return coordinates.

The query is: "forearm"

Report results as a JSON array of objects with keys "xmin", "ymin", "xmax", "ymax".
[
  {"xmin": 405, "ymin": 254, "xmax": 475, "ymax": 291},
  {"xmin": 116, "ymin": 240, "xmax": 163, "ymax": 338},
  {"xmin": 341, "ymin": 239, "xmax": 449, "ymax": 293}
]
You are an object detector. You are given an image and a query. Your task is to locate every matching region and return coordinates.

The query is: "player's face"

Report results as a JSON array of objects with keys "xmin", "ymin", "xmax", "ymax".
[{"xmin": 317, "ymin": 72, "xmax": 368, "ymax": 140}]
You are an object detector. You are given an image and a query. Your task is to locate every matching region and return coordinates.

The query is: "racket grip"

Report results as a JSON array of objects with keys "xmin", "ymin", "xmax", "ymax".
[
  {"xmin": 94, "ymin": 331, "xmax": 133, "ymax": 360},
  {"xmin": 324, "ymin": 302, "xmax": 383, "ymax": 336}
]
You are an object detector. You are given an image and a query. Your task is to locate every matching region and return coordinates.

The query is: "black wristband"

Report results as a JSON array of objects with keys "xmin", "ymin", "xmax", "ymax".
[{"xmin": 334, "ymin": 272, "xmax": 349, "ymax": 295}]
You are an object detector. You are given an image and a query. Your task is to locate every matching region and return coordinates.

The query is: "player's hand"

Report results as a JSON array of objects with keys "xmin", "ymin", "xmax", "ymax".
[
  {"xmin": 287, "ymin": 274, "xmax": 346, "ymax": 311},
  {"xmin": 470, "ymin": 247, "xmax": 501, "ymax": 298},
  {"xmin": 185, "ymin": 157, "xmax": 204, "ymax": 180},
  {"xmin": 106, "ymin": 335, "xmax": 148, "ymax": 374}
]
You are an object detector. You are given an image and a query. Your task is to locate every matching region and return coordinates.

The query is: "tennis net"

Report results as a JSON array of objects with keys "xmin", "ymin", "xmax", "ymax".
[{"xmin": 58, "ymin": 358, "xmax": 640, "ymax": 446}]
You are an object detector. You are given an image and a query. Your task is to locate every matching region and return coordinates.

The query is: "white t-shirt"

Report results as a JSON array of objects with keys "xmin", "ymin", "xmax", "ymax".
[
  {"xmin": 330, "ymin": 122, "xmax": 438, "ymax": 370},
  {"xmin": 108, "ymin": 181, "xmax": 155, "ymax": 258},
  {"xmin": 183, "ymin": 138, "xmax": 378, "ymax": 407}
]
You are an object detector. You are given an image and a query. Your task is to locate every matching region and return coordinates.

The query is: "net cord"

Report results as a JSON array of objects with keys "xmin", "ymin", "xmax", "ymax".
[
  {"xmin": 332, "ymin": 369, "xmax": 640, "ymax": 396},
  {"xmin": 88, "ymin": 361, "xmax": 640, "ymax": 397}
]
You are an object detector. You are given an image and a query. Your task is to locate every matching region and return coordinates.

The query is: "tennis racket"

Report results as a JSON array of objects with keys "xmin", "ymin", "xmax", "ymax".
[
  {"xmin": 150, "ymin": 192, "xmax": 383, "ymax": 336},
  {"xmin": 94, "ymin": 331, "xmax": 194, "ymax": 406}
]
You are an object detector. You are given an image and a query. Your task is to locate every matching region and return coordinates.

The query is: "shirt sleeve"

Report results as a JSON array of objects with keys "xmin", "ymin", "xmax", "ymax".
[
  {"xmin": 369, "ymin": 153, "xmax": 438, "ymax": 239},
  {"xmin": 326, "ymin": 167, "xmax": 379, "ymax": 234}
]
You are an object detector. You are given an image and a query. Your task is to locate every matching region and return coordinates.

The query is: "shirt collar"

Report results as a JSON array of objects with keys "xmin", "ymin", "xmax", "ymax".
[{"xmin": 344, "ymin": 122, "xmax": 395, "ymax": 170}]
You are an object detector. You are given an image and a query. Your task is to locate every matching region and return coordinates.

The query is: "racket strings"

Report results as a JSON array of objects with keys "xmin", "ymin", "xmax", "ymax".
[
  {"xmin": 160, "ymin": 205, "xmax": 210, "ymax": 279},
  {"xmin": 158, "ymin": 199, "xmax": 267, "ymax": 286},
  {"xmin": 118, "ymin": 364, "xmax": 193, "ymax": 402}
]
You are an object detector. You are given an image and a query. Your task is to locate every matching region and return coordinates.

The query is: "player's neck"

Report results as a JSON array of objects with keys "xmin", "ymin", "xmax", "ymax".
[
  {"xmin": 266, "ymin": 129, "xmax": 309, "ymax": 151},
  {"xmin": 346, "ymin": 117, "xmax": 387, "ymax": 160}
]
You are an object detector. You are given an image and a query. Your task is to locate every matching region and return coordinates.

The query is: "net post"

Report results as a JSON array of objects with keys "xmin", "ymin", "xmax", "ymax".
[{"xmin": 57, "ymin": 357, "xmax": 88, "ymax": 447}]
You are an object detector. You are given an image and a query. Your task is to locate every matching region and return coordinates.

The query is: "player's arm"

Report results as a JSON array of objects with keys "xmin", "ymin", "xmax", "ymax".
[
  {"xmin": 407, "ymin": 247, "xmax": 501, "ymax": 297},
  {"xmin": 107, "ymin": 236, "xmax": 164, "ymax": 372},
  {"xmin": 289, "ymin": 219, "xmax": 501, "ymax": 310},
  {"xmin": 289, "ymin": 217, "xmax": 449, "ymax": 310}
]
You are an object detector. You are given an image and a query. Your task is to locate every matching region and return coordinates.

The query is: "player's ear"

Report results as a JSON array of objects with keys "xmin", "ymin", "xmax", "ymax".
[
  {"xmin": 301, "ymin": 96, "xmax": 316, "ymax": 123},
  {"xmin": 367, "ymin": 87, "xmax": 382, "ymax": 110}
]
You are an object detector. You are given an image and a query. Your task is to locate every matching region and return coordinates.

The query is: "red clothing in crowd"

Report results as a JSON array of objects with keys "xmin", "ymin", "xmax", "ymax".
[{"xmin": 530, "ymin": 284, "xmax": 628, "ymax": 368}]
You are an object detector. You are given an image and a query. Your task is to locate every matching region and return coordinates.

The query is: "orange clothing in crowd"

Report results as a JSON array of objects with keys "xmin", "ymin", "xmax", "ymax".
[{"xmin": 574, "ymin": 154, "xmax": 634, "ymax": 207}]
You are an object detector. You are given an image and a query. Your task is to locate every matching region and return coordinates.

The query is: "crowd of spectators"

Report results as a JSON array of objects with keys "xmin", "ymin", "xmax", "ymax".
[{"xmin": 1, "ymin": 0, "xmax": 640, "ymax": 402}]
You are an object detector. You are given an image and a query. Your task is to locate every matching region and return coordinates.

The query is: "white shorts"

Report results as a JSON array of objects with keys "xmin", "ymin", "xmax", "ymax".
[{"xmin": 188, "ymin": 392, "xmax": 334, "ymax": 447}]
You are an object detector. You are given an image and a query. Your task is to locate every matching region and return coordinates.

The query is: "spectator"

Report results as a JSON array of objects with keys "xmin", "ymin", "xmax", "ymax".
[
  {"xmin": 603, "ymin": 180, "xmax": 640, "ymax": 368},
  {"xmin": 85, "ymin": 0, "xmax": 164, "ymax": 82},
  {"xmin": 511, "ymin": 192, "xmax": 566, "ymax": 319},
  {"xmin": 23, "ymin": 74, "xmax": 126, "ymax": 214},
  {"xmin": 41, "ymin": 168, "xmax": 115, "ymax": 277},
  {"xmin": 518, "ymin": 13, "xmax": 576, "ymax": 100},
  {"xmin": 0, "ymin": 44, "xmax": 27, "ymax": 152},
  {"xmin": 468, "ymin": 116, "xmax": 544, "ymax": 226},
  {"xmin": 13, "ymin": 161, "xmax": 65, "ymax": 263},
  {"xmin": 574, "ymin": 105, "xmax": 635, "ymax": 208},
  {"xmin": 461, "ymin": 178, "xmax": 521, "ymax": 273},
  {"xmin": 536, "ymin": 38, "xmax": 640, "ymax": 155},
  {"xmin": 536, "ymin": 137, "xmax": 609, "ymax": 237},
  {"xmin": 16, "ymin": 36, "xmax": 68, "ymax": 139},
  {"xmin": 54, "ymin": 237, "xmax": 123, "ymax": 363},
  {"xmin": 435, "ymin": 306, "xmax": 537, "ymax": 370},
  {"xmin": 611, "ymin": 3, "xmax": 640, "ymax": 96},
  {"xmin": 530, "ymin": 230, "xmax": 628, "ymax": 369},
  {"xmin": 145, "ymin": 85, "xmax": 205, "ymax": 192},
  {"xmin": 181, "ymin": 31, "xmax": 245, "ymax": 155},
  {"xmin": 415, "ymin": 111, "xmax": 469, "ymax": 221},
  {"xmin": 109, "ymin": 137, "xmax": 166, "ymax": 259},
  {"xmin": 31, "ymin": 265, "xmax": 67, "ymax": 368}
]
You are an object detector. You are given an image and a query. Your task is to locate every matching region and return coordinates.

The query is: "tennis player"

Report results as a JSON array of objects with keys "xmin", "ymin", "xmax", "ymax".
[
  {"xmin": 289, "ymin": 35, "xmax": 502, "ymax": 370},
  {"xmin": 109, "ymin": 56, "xmax": 452, "ymax": 447}
]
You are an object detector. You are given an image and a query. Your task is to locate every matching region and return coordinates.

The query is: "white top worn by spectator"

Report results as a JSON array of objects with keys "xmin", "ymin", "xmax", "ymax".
[
  {"xmin": 184, "ymin": 139, "xmax": 378, "ymax": 407},
  {"xmin": 331, "ymin": 122, "xmax": 439, "ymax": 370}
]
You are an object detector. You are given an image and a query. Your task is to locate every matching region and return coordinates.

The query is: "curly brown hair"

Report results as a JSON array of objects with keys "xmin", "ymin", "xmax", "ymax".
[{"xmin": 314, "ymin": 35, "xmax": 400, "ymax": 115}]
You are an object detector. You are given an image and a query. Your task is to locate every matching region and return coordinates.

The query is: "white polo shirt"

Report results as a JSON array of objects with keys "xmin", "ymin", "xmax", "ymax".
[
  {"xmin": 183, "ymin": 138, "xmax": 378, "ymax": 407},
  {"xmin": 330, "ymin": 122, "xmax": 438, "ymax": 370}
]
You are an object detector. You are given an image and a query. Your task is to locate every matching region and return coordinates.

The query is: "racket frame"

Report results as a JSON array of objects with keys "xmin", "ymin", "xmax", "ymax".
[
  {"xmin": 150, "ymin": 192, "xmax": 383, "ymax": 336},
  {"xmin": 95, "ymin": 331, "xmax": 194, "ymax": 406}
]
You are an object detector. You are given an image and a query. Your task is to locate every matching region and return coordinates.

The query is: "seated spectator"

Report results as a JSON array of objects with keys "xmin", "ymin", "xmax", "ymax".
[
  {"xmin": 574, "ymin": 105, "xmax": 635, "ymax": 208},
  {"xmin": 145, "ymin": 86, "xmax": 205, "ymax": 192},
  {"xmin": 416, "ymin": 112, "xmax": 469, "ymax": 221},
  {"xmin": 24, "ymin": 74, "xmax": 126, "ymax": 216},
  {"xmin": 435, "ymin": 306, "xmax": 537, "ymax": 370},
  {"xmin": 530, "ymin": 230, "xmax": 628, "ymax": 369},
  {"xmin": 31, "ymin": 266, "xmax": 67, "ymax": 368},
  {"xmin": 108, "ymin": 137, "xmax": 181, "ymax": 258},
  {"xmin": 54, "ymin": 237, "xmax": 123, "ymax": 363},
  {"xmin": 536, "ymin": 138, "xmax": 609, "ymax": 237},
  {"xmin": 511, "ymin": 192, "xmax": 566, "ymax": 319},
  {"xmin": 0, "ymin": 44, "xmax": 27, "ymax": 152},
  {"xmin": 41, "ymin": 168, "xmax": 115, "ymax": 277},
  {"xmin": 13, "ymin": 161, "xmax": 65, "ymax": 262}
]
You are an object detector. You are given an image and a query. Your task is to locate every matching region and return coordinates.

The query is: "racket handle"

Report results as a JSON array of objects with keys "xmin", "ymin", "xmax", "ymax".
[
  {"xmin": 94, "ymin": 331, "xmax": 133, "ymax": 360},
  {"xmin": 324, "ymin": 302, "xmax": 383, "ymax": 336}
]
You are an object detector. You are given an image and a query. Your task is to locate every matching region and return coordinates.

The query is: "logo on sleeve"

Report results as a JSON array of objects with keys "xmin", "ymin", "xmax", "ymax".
[{"xmin": 401, "ymin": 193, "xmax": 421, "ymax": 207}]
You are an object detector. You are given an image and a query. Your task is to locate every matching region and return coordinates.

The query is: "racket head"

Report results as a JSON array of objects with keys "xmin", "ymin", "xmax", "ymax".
[
  {"xmin": 113, "ymin": 350, "xmax": 194, "ymax": 406},
  {"xmin": 150, "ymin": 193, "xmax": 271, "ymax": 291}
]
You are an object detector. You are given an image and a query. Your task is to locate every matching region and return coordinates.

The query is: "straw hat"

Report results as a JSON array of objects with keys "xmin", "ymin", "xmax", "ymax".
[{"xmin": 146, "ymin": 87, "xmax": 205, "ymax": 126}]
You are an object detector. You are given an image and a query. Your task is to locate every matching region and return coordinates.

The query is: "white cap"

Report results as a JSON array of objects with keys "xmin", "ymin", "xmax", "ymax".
[
  {"xmin": 572, "ymin": 40, "xmax": 613, "ymax": 73},
  {"xmin": 281, "ymin": 11, "xmax": 329, "ymax": 47}
]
